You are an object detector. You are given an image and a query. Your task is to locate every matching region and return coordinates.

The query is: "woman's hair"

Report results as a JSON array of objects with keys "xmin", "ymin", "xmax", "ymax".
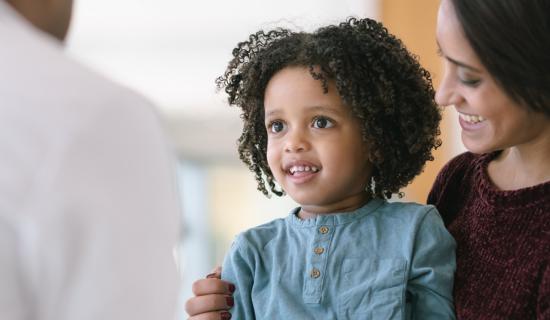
[
  {"xmin": 450, "ymin": 0, "xmax": 550, "ymax": 116},
  {"xmin": 217, "ymin": 17, "xmax": 441, "ymax": 199}
]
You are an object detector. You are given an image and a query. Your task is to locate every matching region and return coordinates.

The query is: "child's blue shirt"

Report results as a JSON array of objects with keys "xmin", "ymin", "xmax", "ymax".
[{"xmin": 222, "ymin": 199, "xmax": 456, "ymax": 319}]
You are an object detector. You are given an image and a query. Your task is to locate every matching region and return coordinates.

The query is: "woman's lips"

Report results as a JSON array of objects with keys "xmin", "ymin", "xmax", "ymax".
[{"xmin": 458, "ymin": 112, "xmax": 487, "ymax": 131}]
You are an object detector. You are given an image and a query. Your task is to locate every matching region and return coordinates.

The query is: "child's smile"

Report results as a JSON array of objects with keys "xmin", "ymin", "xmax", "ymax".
[
  {"xmin": 284, "ymin": 160, "xmax": 321, "ymax": 184},
  {"xmin": 264, "ymin": 66, "xmax": 373, "ymax": 216}
]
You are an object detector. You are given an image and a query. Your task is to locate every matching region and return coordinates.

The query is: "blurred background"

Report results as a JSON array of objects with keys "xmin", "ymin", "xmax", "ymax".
[{"xmin": 66, "ymin": 0, "xmax": 464, "ymax": 317}]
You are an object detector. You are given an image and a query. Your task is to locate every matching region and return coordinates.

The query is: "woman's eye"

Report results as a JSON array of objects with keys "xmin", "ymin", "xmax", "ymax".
[
  {"xmin": 312, "ymin": 117, "xmax": 334, "ymax": 129},
  {"xmin": 457, "ymin": 69, "xmax": 481, "ymax": 87},
  {"xmin": 459, "ymin": 78, "xmax": 481, "ymax": 87},
  {"xmin": 269, "ymin": 121, "xmax": 285, "ymax": 133}
]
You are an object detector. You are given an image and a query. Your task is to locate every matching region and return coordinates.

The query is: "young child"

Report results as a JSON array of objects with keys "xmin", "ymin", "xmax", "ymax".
[{"xmin": 216, "ymin": 17, "xmax": 456, "ymax": 319}]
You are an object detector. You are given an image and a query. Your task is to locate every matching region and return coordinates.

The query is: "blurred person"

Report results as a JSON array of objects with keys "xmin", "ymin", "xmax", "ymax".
[
  {"xmin": 0, "ymin": 0, "xmax": 181, "ymax": 319},
  {"xmin": 185, "ymin": 0, "xmax": 550, "ymax": 319}
]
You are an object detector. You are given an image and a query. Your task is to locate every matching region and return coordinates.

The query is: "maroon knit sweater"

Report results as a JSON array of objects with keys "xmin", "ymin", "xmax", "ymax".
[{"xmin": 427, "ymin": 152, "xmax": 550, "ymax": 319}]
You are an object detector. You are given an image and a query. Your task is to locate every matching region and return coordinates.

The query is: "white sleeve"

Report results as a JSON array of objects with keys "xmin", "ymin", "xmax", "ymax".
[
  {"xmin": 2, "ymin": 100, "xmax": 181, "ymax": 320},
  {"xmin": 0, "ymin": 221, "xmax": 28, "ymax": 320}
]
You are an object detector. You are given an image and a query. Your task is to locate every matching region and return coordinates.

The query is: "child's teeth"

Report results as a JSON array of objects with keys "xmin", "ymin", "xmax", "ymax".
[{"xmin": 290, "ymin": 165, "xmax": 319, "ymax": 174}]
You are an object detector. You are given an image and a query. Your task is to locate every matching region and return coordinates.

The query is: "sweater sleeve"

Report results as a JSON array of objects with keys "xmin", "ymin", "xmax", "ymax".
[
  {"xmin": 538, "ymin": 262, "xmax": 550, "ymax": 319},
  {"xmin": 221, "ymin": 236, "xmax": 256, "ymax": 320},
  {"xmin": 407, "ymin": 208, "xmax": 457, "ymax": 319}
]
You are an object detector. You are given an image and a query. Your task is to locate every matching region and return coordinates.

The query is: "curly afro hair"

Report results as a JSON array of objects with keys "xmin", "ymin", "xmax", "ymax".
[{"xmin": 216, "ymin": 17, "xmax": 441, "ymax": 199}]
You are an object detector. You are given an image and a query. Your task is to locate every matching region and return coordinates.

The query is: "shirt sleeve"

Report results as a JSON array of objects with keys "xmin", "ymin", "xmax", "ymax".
[
  {"xmin": 407, "ymin": 208, "xmax": 456, "ymax": 320},
  {"xmin": 221, "ymin": 236, "xmax": 257, "ymax": 320},
  {"xmin": 0, "ymin": 222, "xmax": 27, "ymax": 320},
  {"xmin": 18, "ymin": 101, "xmax": 182, "ymax": 320},
  {"xmin": 52, "ymin": 101, "xmax": 181, "ymax": 320}
]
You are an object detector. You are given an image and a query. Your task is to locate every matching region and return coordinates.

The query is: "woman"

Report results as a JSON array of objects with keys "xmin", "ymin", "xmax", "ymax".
[
  {"xmin": 426, "ymin": 0, "xmax": 549, "ymax": 318},
  {"xmin": 185, "ymin": 0, "xmax": 550, "ymax": 319}
]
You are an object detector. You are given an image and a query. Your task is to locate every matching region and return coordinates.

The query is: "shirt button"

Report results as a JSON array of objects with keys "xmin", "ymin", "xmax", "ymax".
[
  {"xmin": 314, "ymin": 247, "xmax": 325, "ymax": 255},
  {"xmin": 310, "ymin": 268, "xmax": 321, "ymax": 278},
  {"xmin": 319, "ymin": 226, "xmax": 329, "ymax": 234}
]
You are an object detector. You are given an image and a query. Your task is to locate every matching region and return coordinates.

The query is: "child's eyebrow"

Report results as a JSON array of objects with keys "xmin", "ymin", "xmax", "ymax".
[
  {"xmin": 436, "ymin": 41, "xmax": 482, "ymax": 73},
  {"xmin": 306, "ymin": 105, "xmax": 346, "ymax": 116},
  {"xmin": 264, "ymin": 105, "xmax": 345, "ymax": 118},
  {"xmin": 264, "ymin": 109, "xmax": 281, "ymax": 118},
  {"xmin": 307, "ymin": 105, "xmax": 348, "ymax": 117}
]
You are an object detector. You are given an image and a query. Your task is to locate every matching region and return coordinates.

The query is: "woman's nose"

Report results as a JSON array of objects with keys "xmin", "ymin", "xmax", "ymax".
[{"xmin": 435, "ymin": 66, "xmax": 463, "ymax": 108}]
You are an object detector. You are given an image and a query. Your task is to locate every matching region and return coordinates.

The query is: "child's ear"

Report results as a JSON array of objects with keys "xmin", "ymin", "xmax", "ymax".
[
  {"xmin": 362, "ymin": 140, "xmax": 376, "ymax": 161},
  {"xmin": 368, "ymin": 148, "xmax": 384, "ymax": 166}
]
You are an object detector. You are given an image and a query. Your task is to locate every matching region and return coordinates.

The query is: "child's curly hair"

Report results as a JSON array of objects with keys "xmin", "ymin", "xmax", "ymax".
[{"xmin": 216, "ymin": 17, "xmax": 441, "ymax": 199}]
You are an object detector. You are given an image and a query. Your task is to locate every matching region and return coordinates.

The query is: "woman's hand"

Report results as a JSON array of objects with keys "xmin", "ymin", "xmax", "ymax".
[{"xmin": 185, "ymin": 267, "xmax": 235, "ymax": 320}]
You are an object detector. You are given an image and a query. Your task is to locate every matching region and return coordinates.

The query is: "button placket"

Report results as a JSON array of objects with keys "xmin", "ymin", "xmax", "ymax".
[{"xmin": 303, "ymin": 222, "xmax": 334, "ymax": 304}]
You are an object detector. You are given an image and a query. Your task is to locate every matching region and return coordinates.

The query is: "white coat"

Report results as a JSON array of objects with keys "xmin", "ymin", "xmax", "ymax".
[{"xmin": 0, "ymin": 2, "xmax": 181, "ymax": 319}]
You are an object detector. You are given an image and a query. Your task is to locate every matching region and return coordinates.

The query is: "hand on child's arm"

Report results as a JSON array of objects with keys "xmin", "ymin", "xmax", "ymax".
[{"xmin": 185, "ymin": 267, "xmax": 235, "ymax": 320}]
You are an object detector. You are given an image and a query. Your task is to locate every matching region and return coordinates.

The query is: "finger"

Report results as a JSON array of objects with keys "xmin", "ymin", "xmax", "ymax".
[
  {"xmin": 185, "ymin": 294, "xmax": 233, "ymax": 316},
  {"xmin": 192, "ymin": 278, "xmax": 235, "ymax": 296},
  {"xmin": 205, "ymin": 266, "xmax": 222, "ymax": 279},
  {"xmin": 188, "ymin": 310, "xmax": 232, "ymax": 320}
]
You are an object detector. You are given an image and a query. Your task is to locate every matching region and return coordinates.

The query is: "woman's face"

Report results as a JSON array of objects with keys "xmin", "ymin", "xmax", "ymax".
[{"xmin": 435, "ymin": 0, "xmax": 549, "ymax": 154}]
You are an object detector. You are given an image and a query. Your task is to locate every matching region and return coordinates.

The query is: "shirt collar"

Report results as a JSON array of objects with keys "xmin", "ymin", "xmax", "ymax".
[{"xmin": 288, "ymin": 198, "xmax": 386, "ymax": 227}]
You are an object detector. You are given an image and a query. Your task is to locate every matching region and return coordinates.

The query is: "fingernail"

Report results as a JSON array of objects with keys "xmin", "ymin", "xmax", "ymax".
[
  {"xmin": 221, "ymin": 311, "xmax": 232, "ymax": 320},
  {"xmin": 228, "ymin": 284, "xmax": 236, "ymax": 293},
  {"xmin": 226, "ymin": 296, "xmax": 234, "ymax": 307},
  {"xmin": 206, "ymin": 273, "xmax": 217, "ymax": 279}
]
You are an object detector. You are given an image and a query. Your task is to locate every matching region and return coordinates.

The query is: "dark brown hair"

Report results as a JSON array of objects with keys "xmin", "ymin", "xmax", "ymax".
[{"xmin": 451, "ymin": 0, "xmax": 550, "ymax": 116}]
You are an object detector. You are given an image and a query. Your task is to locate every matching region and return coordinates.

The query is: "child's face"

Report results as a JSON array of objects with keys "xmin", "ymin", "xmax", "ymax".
[{"xmin": 264, "ymin": 66, "xmax": 373, "ymax": 215}]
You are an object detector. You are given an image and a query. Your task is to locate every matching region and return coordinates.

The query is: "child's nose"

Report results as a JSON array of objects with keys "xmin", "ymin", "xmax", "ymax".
[{"xmin": 284, "ymin": 130, "xmax": 309, "ymax": 153}]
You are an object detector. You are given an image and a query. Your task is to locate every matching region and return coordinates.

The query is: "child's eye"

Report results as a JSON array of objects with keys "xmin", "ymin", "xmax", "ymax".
[
  {"xmin": 268, "ymin": 120, "xmax": 286, "ymax": 133},
  {"xmin": 312, "ymin": 117, "xmax": 334, "ymax": 129}
]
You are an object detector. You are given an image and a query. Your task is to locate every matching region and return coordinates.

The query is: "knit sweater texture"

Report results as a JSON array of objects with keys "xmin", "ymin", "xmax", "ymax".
[{"xmin": 427, "ymin": 152, "xmax": 550, "ymax": 319}]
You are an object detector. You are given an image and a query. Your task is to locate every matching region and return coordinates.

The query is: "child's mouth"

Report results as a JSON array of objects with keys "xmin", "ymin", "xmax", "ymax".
[{"xmin": 288, "ymin": 165, "xmax": 320, "ymax": 175}]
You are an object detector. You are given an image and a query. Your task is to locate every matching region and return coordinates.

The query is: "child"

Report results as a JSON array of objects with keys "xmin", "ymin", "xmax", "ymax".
[{"xmin": 217, "ymin": 17, "xmax": 456, "ymax": 319}]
